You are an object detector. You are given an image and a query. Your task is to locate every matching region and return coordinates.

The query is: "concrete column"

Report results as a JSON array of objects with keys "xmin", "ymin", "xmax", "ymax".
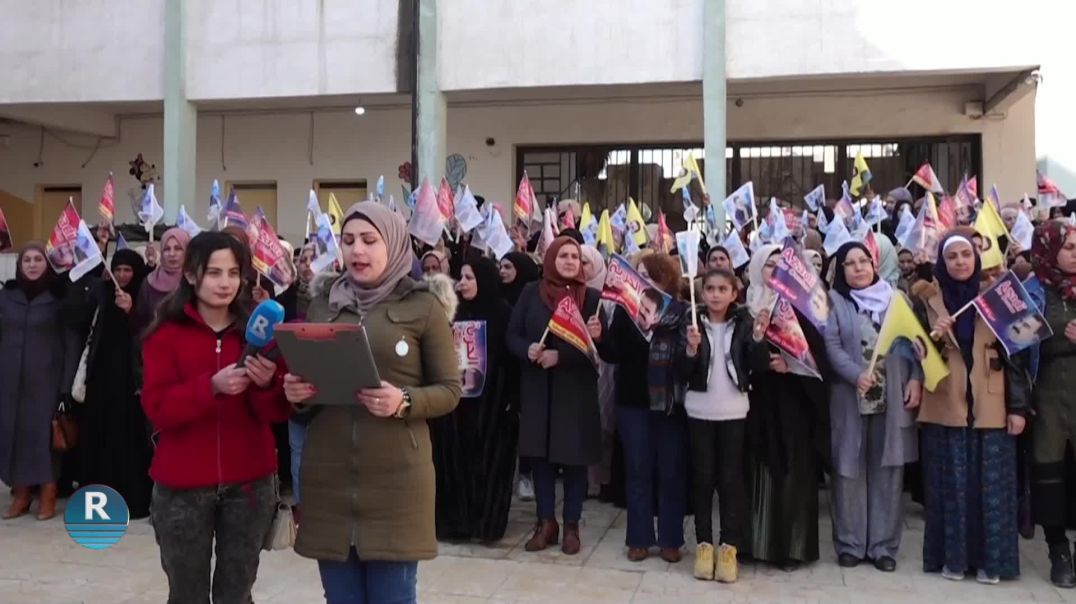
[
  {"xmin": 414, "ymin": 0, "xmax": 446, "ymax": 186},
  {"xmin": 163, "ymin": 0, "xmax": 197, "ymax": 222},
  {"xmin": 703, "ymin": 0, "xmax": 727, "ymax": 231}
]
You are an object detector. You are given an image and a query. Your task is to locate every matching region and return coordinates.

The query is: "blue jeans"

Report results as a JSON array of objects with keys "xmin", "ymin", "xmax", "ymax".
[
  {"xmin": 288, "ymin": 420, "xmax": 307, "ymax": 504},
  {"xmin": 317, "ymin": 547, "xmax": 417, "ymax": 604},
  {"xmin": 617, "ymin": 406, "xmax": 687, "ymax": 549},
  {"xmin": 531, "ymin": 459, "xmax": 587, "ymax": 523}
]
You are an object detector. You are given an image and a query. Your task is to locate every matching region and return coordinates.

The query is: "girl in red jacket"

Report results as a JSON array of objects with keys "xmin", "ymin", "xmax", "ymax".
[{"xmin": 141, "ymin": 231, "xmax": 290, "ymax": 604}]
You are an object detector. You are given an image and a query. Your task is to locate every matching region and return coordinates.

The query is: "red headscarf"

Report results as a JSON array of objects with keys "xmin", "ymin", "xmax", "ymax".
[
  {"xmin": 1032, "ymin": 220, "xmax": 1076, "ymax": 301},
  {"xmin": 538, "ymin": 236, "xmax": 587, "ymax": 311}
]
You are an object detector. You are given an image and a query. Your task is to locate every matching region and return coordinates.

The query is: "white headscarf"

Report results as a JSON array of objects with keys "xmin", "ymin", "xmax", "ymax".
[{"xmin": 746, "ymin": 244, "xmax": 782, "ymax": 318}]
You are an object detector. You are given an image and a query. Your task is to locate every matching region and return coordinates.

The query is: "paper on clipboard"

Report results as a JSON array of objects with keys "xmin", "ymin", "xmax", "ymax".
[{"xmin": 274, "ymin": 323, "xmax": 382, "ymax": 404}]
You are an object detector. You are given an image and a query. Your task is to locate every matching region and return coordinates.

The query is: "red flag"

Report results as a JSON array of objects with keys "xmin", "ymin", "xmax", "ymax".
[
  {"xmin": 249, "ymin": 207, "xmax": 294, "ymax": 290},
  {"xmin": 436, "ymin": 177, "xmax": 455, "ymax": 221},
  {"xmin": 45, "ymin": 199, "xmax": 82, "ymax": 273},
  {"xmin": 98, "ymin": 173, "xmax": 115, "ymax": 223},
  {"xmin": 0, "ymin": 208, "xmax": 12, "ymax": 252},
  {"xmin": 1038, "ymin": 169, "xmax": 1069, "ymax": 208},
  {"xmin": 864, "ymin": 230, "xmax": 880, "ymax": 267},
  {"xmin": 656, "ymin": 211, "xmax": 672, "ymax": 253},
  {"xmin": 514, "ymin": 172, "xmax": 536, "ymax": 224},
  {"xmin": 937, "ymin": 195, "xmax": 957, "ymax": 229},
  {"xmin": 547, "ymin": 296, "xmax": 598, "ymax": 367},
  {"xmin": 912, "ymin": 163, "xmax": 945, "ymax": 194},
  {"xmin": 560, "ymin": 205, "xmax": 576, "ymax": 231},
  {"xmin": 967, "ymin": 176, "xmax": 978, "ymax": 198}
]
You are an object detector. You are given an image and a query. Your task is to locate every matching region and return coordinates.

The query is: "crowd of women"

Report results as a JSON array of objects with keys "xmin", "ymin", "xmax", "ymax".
[{"xmin": 2, "ymin": 188, "xmax": 1076, "ymax": 603}]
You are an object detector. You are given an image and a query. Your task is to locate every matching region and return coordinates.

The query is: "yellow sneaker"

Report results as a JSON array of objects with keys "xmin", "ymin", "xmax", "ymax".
[
  {"xmin": 694, "ymin": 542, "xmax": 715, "ymax": 580},
  {"xmin": 716, "ymin": 543, "xmax": 738, "ymax": 583}
]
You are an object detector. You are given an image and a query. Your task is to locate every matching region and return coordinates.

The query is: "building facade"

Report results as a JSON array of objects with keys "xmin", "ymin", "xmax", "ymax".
[{"xmin": 0, "ymin": 0, "xmax": 1068, "ymax": 245}]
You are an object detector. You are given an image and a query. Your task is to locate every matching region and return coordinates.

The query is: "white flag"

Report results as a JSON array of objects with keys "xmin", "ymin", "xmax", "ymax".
[
  {"xmin": 1010, "ymin": 210, "xmax": 1034, "ymax": 251},
  {"xmin": 723, "ymin": 230, "xmax": 751, "ymax": 269},
  {"xmin": 177, "ymin": 205, "xmax": 203, "ymax": 238},
  {"xmin": 454, "ymin": 186, "xmax": 484, "ymax": 233}
]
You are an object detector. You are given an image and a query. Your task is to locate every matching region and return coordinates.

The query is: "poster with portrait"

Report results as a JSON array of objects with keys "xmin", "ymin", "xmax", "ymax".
[
  {"xmin": 453, "ymin": 320, "xmax": 488, "ymax": 398},
  {"xmin": 769, "ymin": 245, "xmax": 829, "ymax": 333},
  {"xmin": 249, "ymin": 208, "xmax": 295, "ymax": 291},
  {"xmin": 765, "ymin": 298, "xmax": 822, "ymax": 379},
  {"xmin": 973, "ymin": 272, "xmax": 1053, "ymax": 356},
  {"xmin": 45, "ymin": 200, "xmax": 82, "ymax": 273},
  {"xmin": 601, "ymin": 254, "xmax": 672, "ymax": 338}
]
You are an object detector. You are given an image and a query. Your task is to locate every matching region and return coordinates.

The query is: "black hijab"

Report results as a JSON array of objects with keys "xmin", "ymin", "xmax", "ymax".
[
  {"xmin": 499, "ymin": 252, "xmax": 540, "ymax": 305},
  {"xmin": 934, "ymin": 232, "xmax": 982, "ymax": 353},
  {"xmin": 110, "ymin": 249, "xmax": 148, "ymax": 296},
  {"xmin": 14, "ymin": 241, "xmax": 58, "ymax": 300},
  {"xmin": 458, "ymin": 257, "xmax": 502, "ymax": 320},
  {"xmin": 831, "ymin": 241, "xmax": 878, "ymax": 302}
]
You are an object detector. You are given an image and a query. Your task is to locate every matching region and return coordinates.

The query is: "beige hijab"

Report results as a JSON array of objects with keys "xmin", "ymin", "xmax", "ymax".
[{"xmin": 328, "ymin": 202, "xmax": 415, "ymax": 315}]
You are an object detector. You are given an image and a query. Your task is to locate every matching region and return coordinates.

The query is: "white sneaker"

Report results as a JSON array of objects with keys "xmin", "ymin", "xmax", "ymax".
[
  {"xmin": 976, "ymin": 569, "xmax": 999, "ymax": 585},
  {"xmin": 942, "ymin": 566, "xmax": 965, "ymax": 581},
  {"xmin": 518, "ymin": 476, "xmax": 535, "ymax": 501}
]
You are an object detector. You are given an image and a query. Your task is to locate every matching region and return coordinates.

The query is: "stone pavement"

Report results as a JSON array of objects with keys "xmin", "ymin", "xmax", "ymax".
[{"xmin": 1, "ymin": 484, "xmax": 1073, "ymax": 604}]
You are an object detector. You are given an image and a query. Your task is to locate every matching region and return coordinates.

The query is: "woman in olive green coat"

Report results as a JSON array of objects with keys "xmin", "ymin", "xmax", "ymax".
[{"xmin": 286, "ymin": 202, "xmax": 461, "ymax": 604}]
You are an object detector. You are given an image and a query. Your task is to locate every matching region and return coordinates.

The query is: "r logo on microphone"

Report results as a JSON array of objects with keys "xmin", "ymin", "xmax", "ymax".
[{"xmin": 249, "ymin": 315, "xmax": 271, "ymax": 341}]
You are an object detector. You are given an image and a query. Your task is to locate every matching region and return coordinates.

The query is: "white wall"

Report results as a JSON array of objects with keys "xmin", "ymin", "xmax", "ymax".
[
  {"xmin": 186, "ymin": 0, "xmax": 401, "ymax": 100},
  {"xmin": 0, "ymin": 87, "xmax": 1036, "ymax": 245},
  {"xmin": 0, "ymin": 0, "xmax": 165, "ymax": 103},
  {"xmin": 439, "ymin": 0, "xmax": 1048, "ymax": 91},
  {"xmin": 2, "ymin": 0, "xmax": 1057, "ymax": 104}
]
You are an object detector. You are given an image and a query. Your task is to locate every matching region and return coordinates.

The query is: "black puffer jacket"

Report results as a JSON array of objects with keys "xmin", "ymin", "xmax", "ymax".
[{"xmin": 676, "ymin": 305, "xmax": 764, "ymax": 394}]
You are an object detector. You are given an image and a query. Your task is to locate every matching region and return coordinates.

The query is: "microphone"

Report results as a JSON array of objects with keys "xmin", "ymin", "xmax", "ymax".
[{"xmin": 237, "ymin": 299, "xmax": 285, "ymax": 367}]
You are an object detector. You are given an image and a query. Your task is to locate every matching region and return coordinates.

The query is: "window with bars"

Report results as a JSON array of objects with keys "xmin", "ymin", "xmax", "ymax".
[{"xmin": 517, "ymin": 136, "xmax": 981, "ymax": 231}]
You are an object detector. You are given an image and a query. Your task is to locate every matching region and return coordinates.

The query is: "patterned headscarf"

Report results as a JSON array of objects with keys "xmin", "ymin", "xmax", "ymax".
[{"xmin": 1032, "ymin": 220, "xmax": 1076, "ymax": 301}]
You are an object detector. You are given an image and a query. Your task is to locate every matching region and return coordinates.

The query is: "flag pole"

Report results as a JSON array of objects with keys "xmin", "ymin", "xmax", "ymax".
[
  {"xmin": 928, "ymin": 299, "xmax": 977, "ymax": 340},
  {"xmin": 539, "ymin": 326, "xmax": 550, "ymax": 346}
]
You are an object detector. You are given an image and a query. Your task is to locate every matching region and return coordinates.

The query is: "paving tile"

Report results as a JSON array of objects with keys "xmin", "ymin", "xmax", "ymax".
[{"xmin": 2, "ymin": 482, "xmax": 1073, "ymax": 604}]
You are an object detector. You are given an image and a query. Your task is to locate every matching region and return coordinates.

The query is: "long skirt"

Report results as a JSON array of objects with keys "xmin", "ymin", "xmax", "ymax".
[
  {"xmin": 745, "ymin": 449, "xmax": 819, "ymax": 563},
  {"xmin": 430, "ymin": 394, "xmax": 518, "ymax": 542},
  {"xmin": 922, "ymin": 424, "xmax": 1019, "ymax": 579}
]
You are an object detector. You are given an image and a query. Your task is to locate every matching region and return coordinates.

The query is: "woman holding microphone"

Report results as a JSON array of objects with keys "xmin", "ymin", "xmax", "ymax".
[{"xmin": 285, "ymin": 201, "xmax": 461, "ymax": 604}]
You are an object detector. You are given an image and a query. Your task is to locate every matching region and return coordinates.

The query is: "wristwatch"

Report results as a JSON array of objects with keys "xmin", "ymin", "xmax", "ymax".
[{"xmin": 394, "ymin": 388, "xmax": 413, "ymax": 419}]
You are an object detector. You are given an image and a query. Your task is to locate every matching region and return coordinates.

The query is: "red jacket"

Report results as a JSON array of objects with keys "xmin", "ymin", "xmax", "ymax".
[{"xmin": 141, "ymin": 304, "xmax": 290, "ymax": 489}]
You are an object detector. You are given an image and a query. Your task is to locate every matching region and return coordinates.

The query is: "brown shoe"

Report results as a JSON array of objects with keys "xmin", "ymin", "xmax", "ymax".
[
  {"xmin": 524, "ymin": 519, "xmax": 560, "ymax": 552},
  {"xmin": 627, "ymin": 547, "xmax": 649, "ymax": 562},
  {"xmin": 562, "ymin": 522, "xmax": 581, "ymax": 555},
  {"xmin": 36, "ymin": 483, "xmax": 57, "ymax": 521},
  {"xmin": 660, "ymin": 547, "xmax": 682, "ymax": 563},
  {"xmin": 3, "ymin": 487, "xmax": 32, "ymax": 520}
]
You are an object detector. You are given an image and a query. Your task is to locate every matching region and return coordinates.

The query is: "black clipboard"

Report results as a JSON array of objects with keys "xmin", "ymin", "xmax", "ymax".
[{"xmin": 274, "ymin": 323, "xmax": 382, "ymax": 405}]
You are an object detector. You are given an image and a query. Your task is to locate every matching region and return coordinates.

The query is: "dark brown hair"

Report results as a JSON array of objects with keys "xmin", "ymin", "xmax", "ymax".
[
  {"xmin": 701, "ymin": 268, "xmax": 740, "ymax": 292},
  {"xmin": 639, "ymin": 253, "xmax": 682, "ymax": 300},
  {"xmin": 145, "ymin": 231, "xmax": 253, "ymax": 337}
]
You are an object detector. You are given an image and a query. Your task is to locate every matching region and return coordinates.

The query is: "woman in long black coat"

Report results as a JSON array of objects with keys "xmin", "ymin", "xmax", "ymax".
[
  {"xmin": 0, "ymin": 242, "xmax": 80, "ymax": 520},
  {"xmin": 79, "ymin": 249, "xmax": 153, "ymax": 518},
  {"xmin": 507, "ymin": 237, "xmax": 602, "ymax": 555},
  {"xmin": 431, "ymin": 257, "xmax": 518, "ymax": 542}
]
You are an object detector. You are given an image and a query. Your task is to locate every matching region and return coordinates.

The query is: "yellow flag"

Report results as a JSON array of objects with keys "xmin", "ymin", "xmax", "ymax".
[
  {"xmin": 596, "ymin": 209, "xmax": 614, "ymax": 254},
  {"xmin": 669, "ymin": 170, "xmax": 693, "ymax": 194},
  {"xmin": 873, "ymin": 293, "xmax": 950, "ymax": 392},
  {"xmin": 850, "ymin": 151, "xmax": 872, "ymax": 196},
  {"xmin": 627, "ymin": 197, "xmax": 648, "ymax": 246},
  {"xmin": 974, "ymin": 201, "xmax": 1009, "ymax": 269},
  {"xmin": 327, "ymin": 192, "xmax": 344, "ymax": 235},
  {"xmin": 684, "ymin": 153, "xmax": 708, "ymax": 194},
  {"xmin": 580, "ymin": 203, "xmax": 593, "ymax": 230}
]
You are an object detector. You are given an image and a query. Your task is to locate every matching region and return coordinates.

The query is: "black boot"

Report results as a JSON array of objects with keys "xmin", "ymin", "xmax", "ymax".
[{"xmin": 1049, "ymin": 542, "xmax": 1076, "ymax": 588}]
